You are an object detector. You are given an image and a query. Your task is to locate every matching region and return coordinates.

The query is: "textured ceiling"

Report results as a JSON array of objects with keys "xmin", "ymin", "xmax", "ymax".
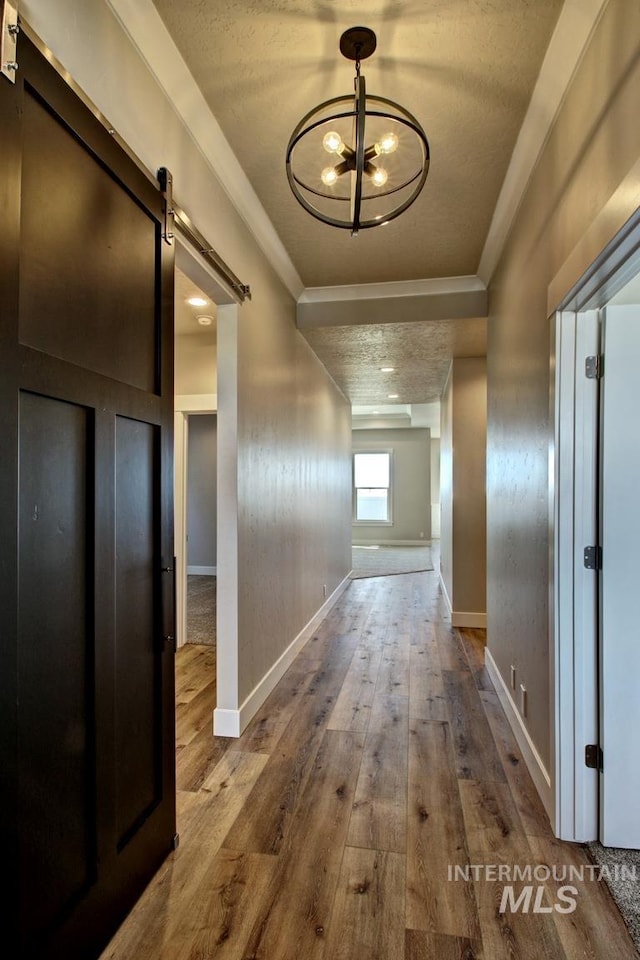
[
  {"xmin": 153, "ymin": 0, "xmax": 563, "ymax": 288},
  {"xmin": 153, "ymin": 2, "xmax": 561, "ymax": 405},
  {"xmin": 302, "ymin": 316, "xmax": 487, "ymax": 403}
]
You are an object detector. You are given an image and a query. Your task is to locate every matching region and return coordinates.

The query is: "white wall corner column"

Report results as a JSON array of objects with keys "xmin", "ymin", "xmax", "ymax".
[{"xmin": 213, "ymin": 304, "xmax": 240, "ymax": 736}]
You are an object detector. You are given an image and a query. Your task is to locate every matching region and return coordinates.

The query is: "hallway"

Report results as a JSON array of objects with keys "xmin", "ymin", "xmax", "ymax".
[{"xmin": 102, "ymin": 569, "xmax": 637, "ymax": 960}]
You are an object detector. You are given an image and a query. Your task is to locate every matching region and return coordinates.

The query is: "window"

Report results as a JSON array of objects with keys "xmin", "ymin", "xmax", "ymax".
[{"xmin": 353, "ymin": 451, "xmax": 391, "ymax": 522}]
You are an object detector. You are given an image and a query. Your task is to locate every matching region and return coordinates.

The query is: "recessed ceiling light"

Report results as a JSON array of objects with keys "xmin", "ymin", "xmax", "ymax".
[
  {"xmin": 372, "ymin": 410, "xmax": 380, "ymax": 414},
  {"xmin": 197, "ymin": 315, "xmax": 214, "ymax": 326},
  {"xmin": 188, "ymin": 296, "xmax": 207, "ymax": 307},
  {"xmin": 388, "ymin": 393, "xmax": 399, "ymax": 399},
  {"xmin": 380, "ymin": 366, "xmax": 395, "ymax": 372}
]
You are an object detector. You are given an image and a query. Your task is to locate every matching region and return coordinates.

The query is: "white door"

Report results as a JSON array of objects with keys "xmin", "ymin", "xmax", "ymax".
[{"xmin": 600, "ymin": 304, "xmax": 640, "ymax": 848}]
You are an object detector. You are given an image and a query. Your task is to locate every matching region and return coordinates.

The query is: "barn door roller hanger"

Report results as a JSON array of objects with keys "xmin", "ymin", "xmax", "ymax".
[{"xmin": 1, "ymin": 1, "xmax": 19, "ymax": 83}]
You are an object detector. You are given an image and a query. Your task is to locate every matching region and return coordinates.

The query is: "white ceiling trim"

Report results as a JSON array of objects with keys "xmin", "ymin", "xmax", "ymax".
[
  {"xmin": 299, "ymin": 275, "xmax": 486, "ymax": 304},
  {"xmin": 106, "ymin": 0, "xmax": 304, "ymax": 300},
  {"xmin": 477, "ymin": 0, "xmax": 609, "ymax": 286}
]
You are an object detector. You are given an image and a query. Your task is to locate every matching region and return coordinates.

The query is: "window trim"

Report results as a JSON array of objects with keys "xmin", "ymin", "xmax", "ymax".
[{"xmin": 352, "ymin": 448, "xmax": 393, "ymax": 525}]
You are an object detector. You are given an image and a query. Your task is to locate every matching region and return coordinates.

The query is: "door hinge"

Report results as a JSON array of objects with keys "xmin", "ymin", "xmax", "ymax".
[
  {"xmin": 583, "ymin": 545, "xmax": 602, "ymax": 570},
  {"xmin": 585, "ymin": 355, "xmax": 603, "ymax": 379},
  {"xmin": 1, "ymin": 1, "xmax": 19, "ymax": 84},
  {"xmin": 585, "ymin": 744, "xmax": 603, "ymax": 770}
]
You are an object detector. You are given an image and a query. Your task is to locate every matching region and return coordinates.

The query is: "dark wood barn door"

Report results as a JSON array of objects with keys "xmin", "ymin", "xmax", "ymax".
[{"xmin": 0, "ymin": 32, "xmax": 176, "ymax": 959}]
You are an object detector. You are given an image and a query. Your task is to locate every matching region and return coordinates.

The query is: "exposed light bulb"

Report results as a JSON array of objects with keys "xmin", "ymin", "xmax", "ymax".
[
  {"xmin": 372, "ymin": 167, "xmax": 388, "ymax": 188},
  {"xmin": 323, "ymin": 131, "xmax": 344, "ymax": 154},
  {"xmin": 376, "ymin": 131, "xmax": 399, "ymax": 155},
  {"xmin": 321, "ymin": 166, "xmax": 339, "ymax": 187},
  {"xmin": 188, "ymin": 296, "xmax": 207, "ymax": 307}
]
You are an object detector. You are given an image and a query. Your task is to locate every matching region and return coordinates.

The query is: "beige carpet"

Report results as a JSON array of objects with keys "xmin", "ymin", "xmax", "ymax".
[
  {"xmin": 187, "ymin": 575, "xmax": 216, "ymax": 645},
  {"xmin": 587, "ymin": 843, "xmax": 640, "ymax": 949},
  {"xmin": 351, "ymin": 545, "xmax": 434, "ymax": 579}
]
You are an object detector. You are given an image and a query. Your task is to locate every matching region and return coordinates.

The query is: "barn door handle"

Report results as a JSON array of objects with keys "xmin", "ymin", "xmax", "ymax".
[{"xmin": 161, "ymin": 558, "xmax": 176, "ymax": 652}]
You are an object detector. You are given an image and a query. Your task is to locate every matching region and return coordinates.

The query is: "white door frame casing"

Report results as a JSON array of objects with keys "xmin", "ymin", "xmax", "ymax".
[
  {"xmin": 551, "ymin": 310, "xmax": 599, "ymax": 841},
  {"xmin": 550, "ymin": 183, "xmax": 640, "ymax": 843}
]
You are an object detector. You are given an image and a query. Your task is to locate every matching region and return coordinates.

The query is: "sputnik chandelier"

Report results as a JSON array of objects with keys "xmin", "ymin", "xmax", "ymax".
[{"xmin": 285, "ymin": 26, "xmax": 430, "ymax": 236}]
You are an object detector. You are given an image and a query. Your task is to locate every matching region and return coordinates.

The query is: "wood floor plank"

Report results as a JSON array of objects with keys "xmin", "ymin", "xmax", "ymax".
[
  {"xmin": 409, "ymin": 644, "xmax": 447, "ymax": 720},
  {"xmin": 406, "ymin": 720, "xmax": 481, "ymax": 939},
  {"xmin": 327, "ymin": 643, "xmax": 383, "ymax": 732},
  {"xmin": 436, "ymin": 623, "xmax": 470, "ymax": 672},
  {"xmin": 222, "ymin": 655, "xmax": 353, "ymax": 854},
  {"xmin": 176, "ymin": 725, "xmax": 231, "ymax": 793},
  {"xmin": 176, "ymin": 680, "xmax": 217, "ymax": 748},
  {"xmin": 527, "ymin": 834, "xmax": 640, "ymax": 960},
  {"xmin": 458, "ymin": 779, "xmax": 530, "ymax": 859},
  {"xmin": 175, "ymin": 644, "xmax": 216, "ymax": 704},
  {"xmin": 405, "ymin": 928, "xmax": 484, "ymax": 960},
  {"xmin": 301, "ymin": 629, "xmax": 361, "ymax": 661},
  {"xmin": 479, "ymin": 690, "xmax": 553, "ymax": 838},
  {"xmin": 443, "ymin": 671, "xmax": 506, "ymax": 783},
  {"xmin": 242, "ymin": 730, "xmax": 363, "ymax": 960},
  {"xmin": 166, "ymin": 849, "xmax": 279, "ymax": 960},
  {"xmin": 375, "ymin": 636, "xmax": 410, "ymax": 697},
  {"xmin": 471, "ymin": 852, "xmax": 566, "ymax": 960},
  {"xmin": 101, "ymin": 751, "xmax": 269, "ymax": 959},
  {"xmin": 457, "ymin": 628, "xmax": 493, "ymax": 692},
  {"xmin": 237, "ymin": 657, "xmax": 321, "ymax": 753},
  {"xmin": 347, "ymin": 693, "xmax": 409, "ymax": 853},
  {"xmin": 323, "ymin": 847, "xmax": 406, "ymax": 960}
]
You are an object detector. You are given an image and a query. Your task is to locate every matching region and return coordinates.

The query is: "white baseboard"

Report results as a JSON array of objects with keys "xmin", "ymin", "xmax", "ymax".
[
  {"xmin": 439, "ymin": 570, "xmax": 453, "ymax": 615},
  {"xmin": 452, "ymin": 611, "xmax": 487, "ymax": 628},
  {"xmin": 485, "ymin": 648, "xmax": 553, "ymax": 822},
  {"xmin": 438, "ymin": 572, "xmax": 485, "ymax": 627},
  {"xmin": 352, "ymin": 539, "xmax": 432, "ymax": 547},
  {"xmin": 213, "ymin": 573, "xmax": 352, "ymax": 738},
  {"xmin": 212, "ymin": 707, "xmax": 241, "ymax": 738},
  {"xmin": 188, "ymin": 565, "xmax": 217, "ymax": 576}
]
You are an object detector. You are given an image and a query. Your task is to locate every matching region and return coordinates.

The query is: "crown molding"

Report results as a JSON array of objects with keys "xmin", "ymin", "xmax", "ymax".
[
  {"xmin": 106, "ymin": 0, "xmax": 304, "ymax": 300},
  {"xmin": 478, "ymin": 0, "xmax": 609, "ymax": 286},
  {"xmin": 299, "ymin": 275, "xmax": 485, "ymax": 304}
]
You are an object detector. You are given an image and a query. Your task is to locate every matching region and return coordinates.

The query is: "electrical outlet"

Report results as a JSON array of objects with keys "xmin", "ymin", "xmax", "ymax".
[
  {"xmin": 322, "ymin": 584, "xmax": 327, "ymax": 598},
  {"xmin": 420, "ymin": 531, "xmax": 425, "ymax": 538},
  {"xmin": 510, "ymin": 665, "xmax": 516, "ymax": 690},
  {"xmin": 520, "ymin": 683, "xmax": 527, "ymax": 718}
]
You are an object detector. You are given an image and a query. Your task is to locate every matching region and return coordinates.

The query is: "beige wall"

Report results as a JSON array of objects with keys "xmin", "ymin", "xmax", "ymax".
[
  {"xmin": 25, "ymin": 0, "xmax": 353, "ymax": 720},
  {"xmin": 487, "ymin": 0, "xmax": 640, "ymax": 771},
  {"xmin": 235, "ymin": 272, "xmax": 352, "ymax": 702},
  {"xmin": 440, "ymin": 374, "xmax": 453, "ymax": 601},
  {"xmin": 352, "ymin": 428, "xmax": 431, "ymax": 544},
  {"xmin": 430, "ymin": 437, "xmax": 441, "ymax": 539},
  {"xmin": 439, "ymin": 359, "xmax": 487, "ymax": 619},
  {"xmin": 175, "ymin": 334, "xmax": 217, "ymax": 395},
  {"xmin": 187, "ymin": 414, "xmax": 217, "ymax": 569}
]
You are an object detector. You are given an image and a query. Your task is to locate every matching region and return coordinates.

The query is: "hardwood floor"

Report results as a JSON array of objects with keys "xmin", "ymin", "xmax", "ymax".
[{"xmin": 101, "ymin": 569, "xmax": 638, "ymax": 960}]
